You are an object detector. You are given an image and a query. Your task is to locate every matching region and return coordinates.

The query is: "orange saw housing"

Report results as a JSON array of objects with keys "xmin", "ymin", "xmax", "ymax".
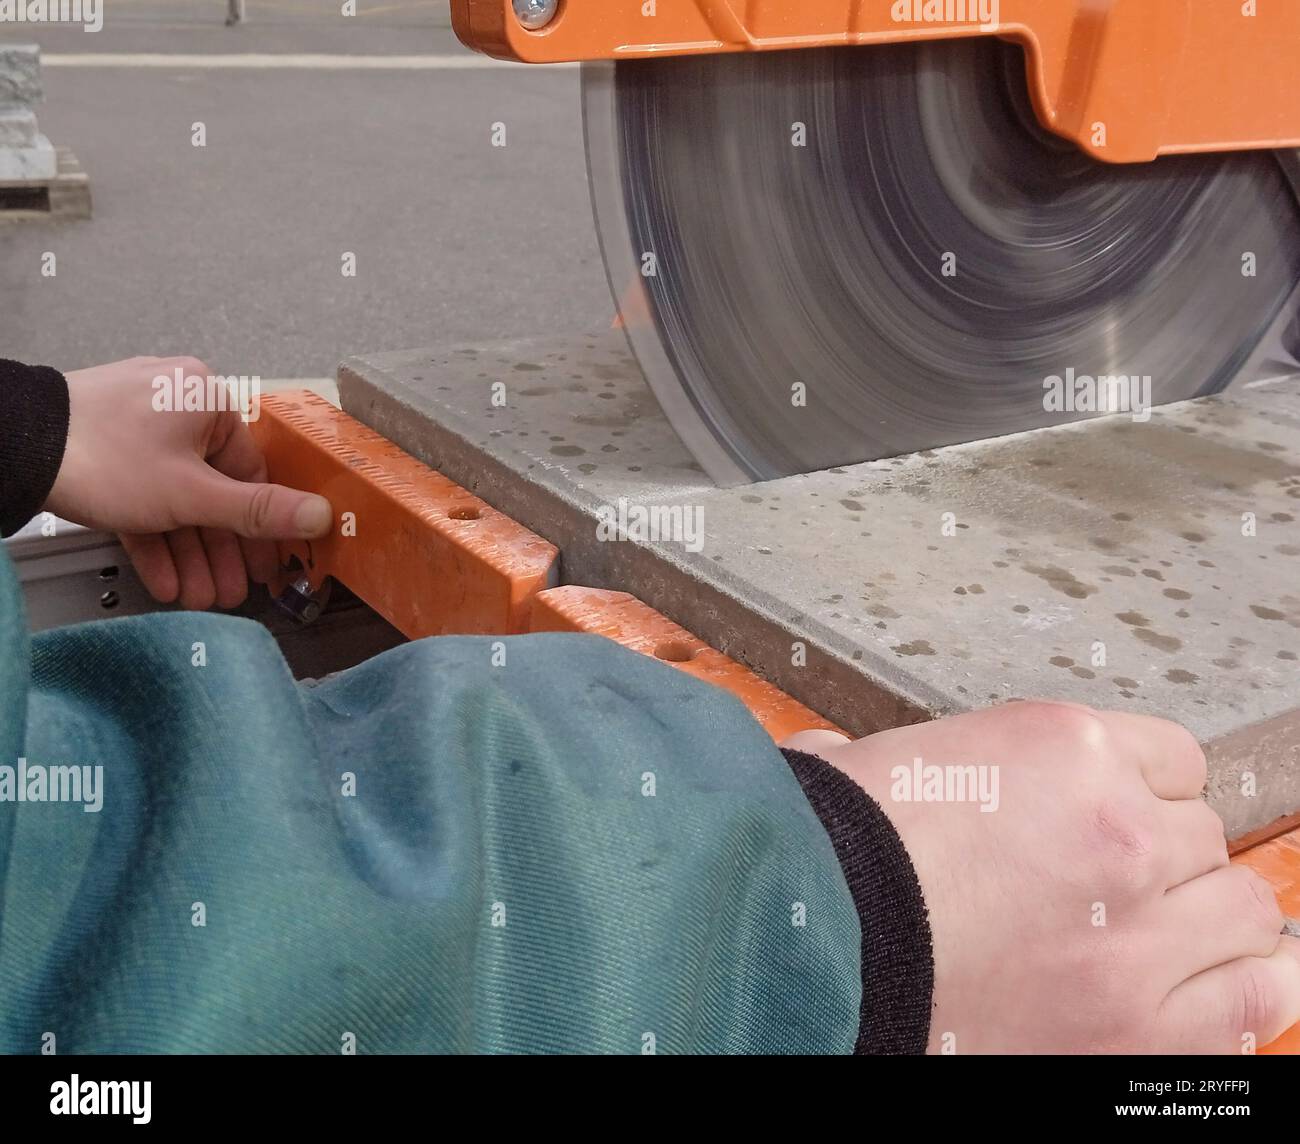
[{"xmin": 452, "ymin": 0, "xmax": 1300, "ymax": 164}]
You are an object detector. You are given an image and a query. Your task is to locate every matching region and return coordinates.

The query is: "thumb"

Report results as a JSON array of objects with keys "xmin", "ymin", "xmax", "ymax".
[{"xmin": 184, "ymin": 470, "xmax": 333, "ymax": 540}]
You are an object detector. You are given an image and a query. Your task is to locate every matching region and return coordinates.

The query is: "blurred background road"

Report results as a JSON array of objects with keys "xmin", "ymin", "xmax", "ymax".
[{"xmin": 0, "ymin": 0, "xmax": 613, "ymax": 377}]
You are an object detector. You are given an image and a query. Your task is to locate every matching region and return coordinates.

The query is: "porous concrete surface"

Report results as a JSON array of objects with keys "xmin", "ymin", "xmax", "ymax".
[{"xmin": 340, "ymin": 335, "xmax": 1300, "ymax": 837}]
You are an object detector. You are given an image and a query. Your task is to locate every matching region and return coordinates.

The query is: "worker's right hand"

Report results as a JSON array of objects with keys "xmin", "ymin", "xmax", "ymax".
[
  {"xmin": 45, "ymin": 356, "xmax": 333, "ymax": 610},
  {"xmin": 808, "ymin": 701, "xmax": 1300, "ymax": 1053}
]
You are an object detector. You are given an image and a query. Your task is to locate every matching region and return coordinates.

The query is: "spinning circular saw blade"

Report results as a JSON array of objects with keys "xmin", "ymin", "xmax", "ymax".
[{"xmin": 583, "ymin": 39, "xmax": 1300, "ymax": 486}]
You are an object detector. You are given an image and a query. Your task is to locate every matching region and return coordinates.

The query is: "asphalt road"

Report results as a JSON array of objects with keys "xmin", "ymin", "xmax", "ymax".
[{"xmin": 0, "ymin": 1, "xmax": 614, "ymax": 377}]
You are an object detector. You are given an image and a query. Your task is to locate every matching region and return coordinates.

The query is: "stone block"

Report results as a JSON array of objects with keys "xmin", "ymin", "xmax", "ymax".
[
  {"xmin": 0, "ymin": 109, "xmax": 39, "ymax": 148},
  {"xmin": 0, "ymin": 134, "xmax": 57, "ymax": 181},
  {"xmin": 0, "ymin": 45, "xmax": 43, "ymax": 110}
]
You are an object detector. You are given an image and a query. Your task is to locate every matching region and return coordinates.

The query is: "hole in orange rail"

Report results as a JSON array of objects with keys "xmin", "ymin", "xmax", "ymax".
[
  {"xmin": 449, "ymin": 506, "xmax": 481, "ymax": 521},
  {"xmin": 654, "ymin": 640, "xmax": 698, "ymax": 663}
]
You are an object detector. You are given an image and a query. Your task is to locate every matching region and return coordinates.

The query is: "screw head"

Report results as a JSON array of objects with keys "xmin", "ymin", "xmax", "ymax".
[
  {"xmin": 277, "ymin": 576, "xmax": 323, "ymax": 625},
  {"xmin": 512, "ymin": 0, "xmax": 558, "ymax": 31}
]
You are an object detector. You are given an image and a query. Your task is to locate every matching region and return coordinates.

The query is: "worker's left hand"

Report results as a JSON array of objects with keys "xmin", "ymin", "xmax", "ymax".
[
  {"xmin": 796, "ymin": 702, "xmax": 1298, "ymax": 1054},
  {"xmin": 44, "ymin": 356, "xmax": 333, "ymax": 610}
]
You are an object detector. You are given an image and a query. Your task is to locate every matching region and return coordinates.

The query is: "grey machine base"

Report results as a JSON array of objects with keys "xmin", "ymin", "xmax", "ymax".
[
  {"xmin": 340, "ymin": 334, "xmax": 1300, "ymax": 838},
  {"xmin": 6, "ymin": 521, "xmax": 404, "ymax": 681}
]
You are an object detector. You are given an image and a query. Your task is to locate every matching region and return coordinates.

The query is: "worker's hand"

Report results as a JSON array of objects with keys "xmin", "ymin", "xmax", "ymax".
[
  {"xmin": 802, "ymin": 702, "xmax": 1300, "ymax": 1053},
  {"xmin": 45, "ymin": 356, "xmax": 332, "ymax": 610}
]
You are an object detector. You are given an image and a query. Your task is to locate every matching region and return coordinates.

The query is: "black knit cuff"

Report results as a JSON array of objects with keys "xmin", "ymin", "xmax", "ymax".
[
  {"xmin": 0, "ymin": 359, "xmax": 70, "ymax": 537},
  {"xmin": 782, "ymin": 748, "xmax": 934, "ymax": 1054}
]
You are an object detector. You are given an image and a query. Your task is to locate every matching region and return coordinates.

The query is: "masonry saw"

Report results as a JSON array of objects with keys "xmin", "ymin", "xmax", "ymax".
[{"xmin": 453, "ymin": 0, "xmax": 1300, "ymax": 484}]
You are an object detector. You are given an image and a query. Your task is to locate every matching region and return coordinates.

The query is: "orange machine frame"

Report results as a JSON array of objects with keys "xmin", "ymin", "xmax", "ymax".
[{"xmin": 452, "ymin": 0, "xmax": 1300, "ymax": 164}]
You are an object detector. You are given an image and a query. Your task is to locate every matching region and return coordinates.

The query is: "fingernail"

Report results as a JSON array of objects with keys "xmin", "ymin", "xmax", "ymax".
[{"xmin": 293, "ymin": 495, "xmax": 332, "ymax": 537}]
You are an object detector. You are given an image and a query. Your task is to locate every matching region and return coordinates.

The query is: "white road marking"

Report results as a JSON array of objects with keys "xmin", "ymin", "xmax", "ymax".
[{"xmin": 42, "ymin": 53, "xmax": 577, "ymax": 70}]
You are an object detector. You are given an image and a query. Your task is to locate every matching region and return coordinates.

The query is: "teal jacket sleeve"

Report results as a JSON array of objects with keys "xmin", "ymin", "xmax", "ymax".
[{"xmin": 0, "ymin": 546, "xmax": 873, "ymax": 1054}]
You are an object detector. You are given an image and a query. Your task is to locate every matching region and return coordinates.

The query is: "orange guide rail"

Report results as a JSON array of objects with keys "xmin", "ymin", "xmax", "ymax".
[
  {"xmin": 1235, "ymin": 829, "xmax": 1300, "ymax": 1055},
  {"xmin": 250, "ymin": 391, "xmax": 558, "ymax": 637},
  {"xmin": 530, "ymin": 584, "xmax": 844, "ymax": 742}
]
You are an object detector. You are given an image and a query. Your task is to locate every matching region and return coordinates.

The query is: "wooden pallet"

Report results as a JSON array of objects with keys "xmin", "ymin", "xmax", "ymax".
[{"xmin": 0, "ymin": 145, "xmax": 91, "ymax": 222}]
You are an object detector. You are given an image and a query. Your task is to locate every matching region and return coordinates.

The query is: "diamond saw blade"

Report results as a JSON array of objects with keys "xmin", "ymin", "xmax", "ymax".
[{"xmin": 582, "ymin": 39, "xmax": 1300, "ymax": 485}]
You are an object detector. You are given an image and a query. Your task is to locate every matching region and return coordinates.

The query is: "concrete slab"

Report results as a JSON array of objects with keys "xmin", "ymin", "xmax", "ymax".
[{"xmin": 339, "ymin": 335, "xmax": 1300, "ymax": 837}]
